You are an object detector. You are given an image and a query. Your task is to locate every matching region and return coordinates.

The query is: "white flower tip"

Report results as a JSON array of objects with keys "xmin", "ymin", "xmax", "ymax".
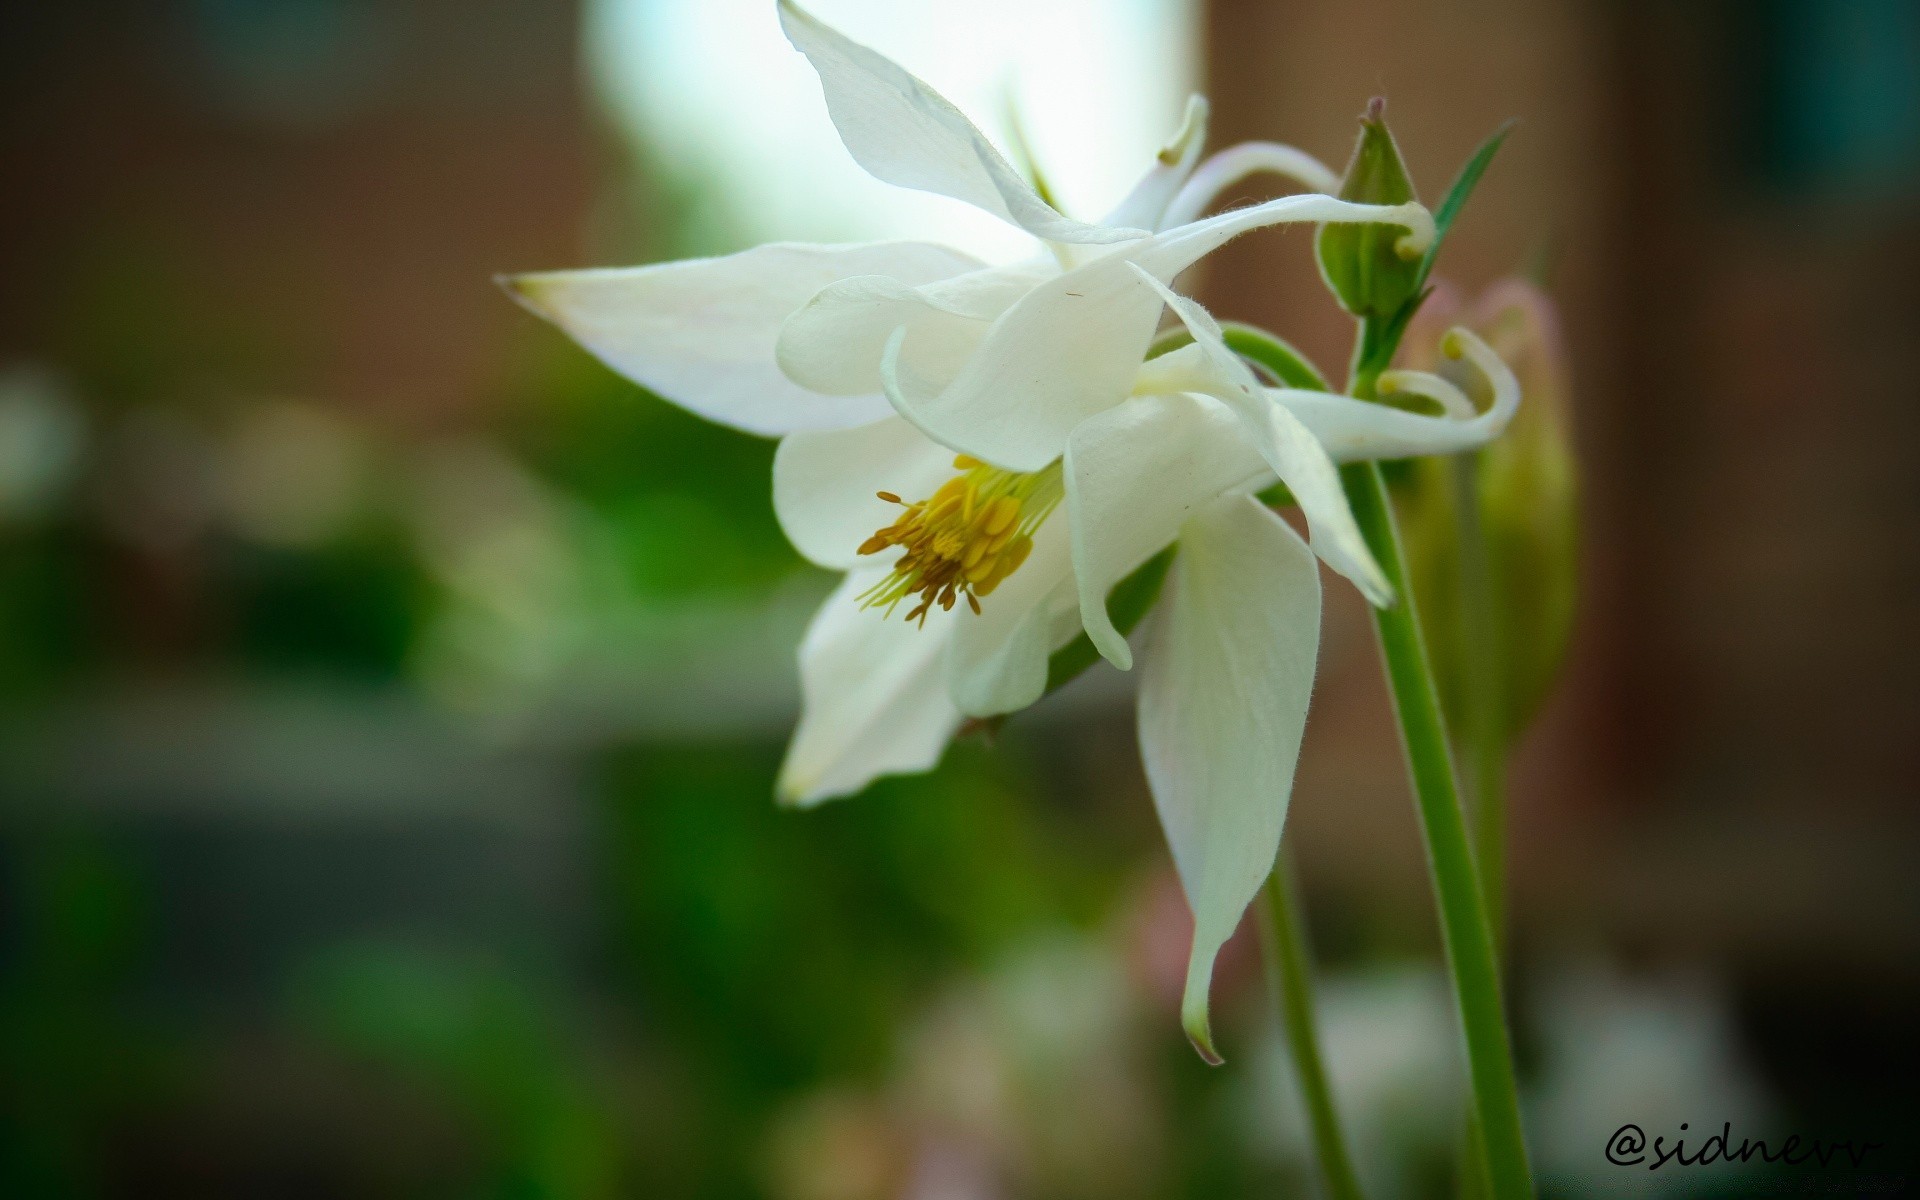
[
  {"xmin": 1445, "ymin": 326, "xmax": 1522, "ymax": 426},
  {"xmin": 496, "ymin": 272, "xmax": 547, "ymax": 310},
  {"xmin": 775, "ymin": 766, "xmax": 828, "ymax": 809},
  {"xmin": 774, "ymin": 0, "xmax": 812, "ymax": 38},
  {"xmin": 1088, "ymin": 616, "xmax": 1134, "ymax": 672},
  {"xmin": 1393, "ymin": 204, "xmax": 1436, "ymax": 261},
  {"xmin": 1359, "ymin": 566, "xmax": 1396, "ymax": 610},
  {"xmin": 1158, "ymin": 94, "xmax": 1210, "ymax": 165},
  {"xmin": 1181, "ymin": 954, "xmax": 1225, "ymax": 1066},
  {"xmin": 1377, "ymin": 368, "xmax": 1476, "ymax": 420}
]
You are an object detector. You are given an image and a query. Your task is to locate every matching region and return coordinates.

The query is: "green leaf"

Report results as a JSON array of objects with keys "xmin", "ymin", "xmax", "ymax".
[{"xmin": 1414, "ymin": 120, "xmax": 1515, "ymax": 289}]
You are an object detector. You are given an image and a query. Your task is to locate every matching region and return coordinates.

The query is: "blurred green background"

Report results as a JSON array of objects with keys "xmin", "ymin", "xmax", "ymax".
[{"xmin": 2, "ymin": 1, "xmax": 1917, "ymax": 1197}]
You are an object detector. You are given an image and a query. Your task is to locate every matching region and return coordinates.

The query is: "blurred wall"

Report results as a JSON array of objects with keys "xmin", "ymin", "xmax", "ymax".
[
  {"xmin": 1201, "ymin": 0, "xmax": 1920, "ymax": 995},
  {"xmin": 0, "ymin": 0, "xmax": 593, "ymax": 430}
]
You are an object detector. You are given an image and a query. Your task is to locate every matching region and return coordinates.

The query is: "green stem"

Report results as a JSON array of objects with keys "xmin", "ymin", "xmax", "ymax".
[
  {"xmin": 1259, "ymin": 854, "xmax": 1366, "ymax": 1200},
  {"xmin": 1448, "ymin": 453, "xmax": 1509, "ymax": 959},
  {"xmin": 1446, "ymin": 455, "xmax": 1509, "ymax": 1200},
  {"xmin": 1343, "ymin": 346, "xmax": 1533, "ymax": 1200}
]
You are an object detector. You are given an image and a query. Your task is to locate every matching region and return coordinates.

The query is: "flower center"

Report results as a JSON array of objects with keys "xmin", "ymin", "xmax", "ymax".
[{"xmin": 856, "ymin": 455, "xmax": 1063, "ymax": 624}]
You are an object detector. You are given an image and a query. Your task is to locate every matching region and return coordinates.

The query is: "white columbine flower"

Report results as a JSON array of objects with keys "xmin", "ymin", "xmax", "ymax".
[
  {"xmin": 503, "ymin": 0, "xmax": 1519, "ymax": 1057},
  {"xmin": 1065, "ymin": 276, "xmax": 1518, "ymax": 1058}
]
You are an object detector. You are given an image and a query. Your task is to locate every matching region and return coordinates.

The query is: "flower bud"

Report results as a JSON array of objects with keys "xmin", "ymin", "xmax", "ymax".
[
  {"xmin": 1393, "ymin": 280, "xmax": 1578, "ymax": 744},
  {"xmin": 1316, "ymin": 99, "xmax": 1423, "ymax": 321}
]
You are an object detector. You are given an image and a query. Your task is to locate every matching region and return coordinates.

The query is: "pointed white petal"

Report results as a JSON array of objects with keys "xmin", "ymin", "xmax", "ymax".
[
  {"xmin": 778, "ymin": 566, "xmax": 962, "ymax": 805},
  {"xmin": 777, "ymin": 0, "xmax": 1142, "ymax": 245},
  {"xmin": 945, "ymin": 512, "xmax": 1079, "ymax": 717},
  {"xmin": 1159, "ymin": 141, "xmax": 1342, "ymax": 229},
  {"xmin": 1131, "ymin": 269, "xmax": 1390, "ymax": 606},
  {"xmin": 1137, "ymin": 494, "xmax": 1321, "ymax": 1063},
  {"xmin": 504, "ymin": 241, "xmax": 980, "ymax": 436},
  {"xmin": 1272, "ymin": 327, "xmax": 1521, "ymax": 461},
  {"xmin": 885, "ymin": 193, "xmax": 1432, "ymax": 470},
  {"xmin": 1100, "ymin": 95, "xmax": 1211, "ymax": 232},
  {"xmin": 773, "ymin": 416, "xmax": 956, "ymax": 570},
  {"xmin": 1063, "ymin": 393, "xmax": 1267, "ymax": 669},
  {"xmin": 776, "ymin": 258, "xmax": 1055, "ymax": 398}
]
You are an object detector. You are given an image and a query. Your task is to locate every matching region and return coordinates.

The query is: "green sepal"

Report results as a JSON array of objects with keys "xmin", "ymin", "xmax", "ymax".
[{"xmin": 1316, "ymin": 102, "xmax": 1421, "ymax": 320}]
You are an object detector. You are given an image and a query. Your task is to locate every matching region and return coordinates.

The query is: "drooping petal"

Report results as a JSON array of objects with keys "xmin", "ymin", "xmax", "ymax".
[
  {"xmin": 885, "ymin": 193, "xmax": 1433, "ymax": 470},
  {"xmin": 773, "ymin": 415, "xmax": 956, "ymax": 570},
  {"xmin": 777, "ymin": 0, "xmax": 1143, "ymax": 245},
  {"xmin": 945, "ymin": 512, "xmax": 1079, "ymax": 717},
  {"xmin": 1129, "ymin": 269, "xmax": 1390, "ymax": 606},
  {"xmin": 778, "ymin": 565, "xmax": 962, "ymax": 805},
  {"xmin": 776, "ymin": 258, "xmax": 1056, "ymax": 398},
  {"xmin": 1099, "ymin": 95, "xmax": 1211, "ymax": 232},
  {"xmin": 1273, "ymin": 327, "xmax": 1521, "ymax": 460},
  {"xmin": 1063, "ymin": 392, "xmax": 1267, "ymax": 670},
  {"xmin": 1136, "ymin": 493, "xmax": 1322, "ymax": 1063},
  {"xmin": 504, "ymin": 241, "xmax": 980, "ymax": 436},
  {"xmin": 1158, "ymin": 140, "xmax": 1342, "ymax": 229}
]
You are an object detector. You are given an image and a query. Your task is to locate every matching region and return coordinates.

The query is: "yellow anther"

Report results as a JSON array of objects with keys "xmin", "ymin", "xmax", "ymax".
[
  {"xmin": 854, "ymin": 459, "xmax": 1062, "ymax": 624},
  {"xmin": 980, "ymin": 495, "xmax": 1019, "ymax": 536}
]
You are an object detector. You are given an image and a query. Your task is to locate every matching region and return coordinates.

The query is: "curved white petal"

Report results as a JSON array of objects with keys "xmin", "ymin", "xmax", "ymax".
[
  {"xmin": 773, "ymin": 415, "xmax": 956, "ymax": 570},
  {"xmin": 776, "ymin": 258, "xmax": 1056, "ymax": 398},
  {"xmin": 1271, "ymin": 327, "xmax": 1521, "ymax": 461},
  {"xmin": 1100, "ymin": 95, "xmax": 1211, "ymax": 232},
  {"xmin": 504, "ymin": 241, "xmax": 980, "ymax": 436},
  {"xmin": 777, "ymin": 0, "xmax": 1143, "ymax": 245},
  {"xmin": 1131, "ymin": 270, "xmax": 1390, "ymax": 606},
  {"xmin": 1158, "ymin": 141, "xmax": 1342, "ymax": 229},
  {"xmin": 1063, "ymin": 392, "xmax": 1267, "ymax": 670},
  {"xmin": 1377, "ymin": 369, "xmax": 1475, "ymax": 419},
  {"xmin": 944, "ymin": 510, "xmax": 1079, "ymax": 718},
  {"xmin": 778, "ymin": 565, "xmax": 962, "ymax": 805},
  {"xmin": 1137, "ymin": 493, "xmax": 1321, "ymax": 1063},
  {"xmin": 885, "ymin": 193, "xmax": 1433, "ymax": 470}
]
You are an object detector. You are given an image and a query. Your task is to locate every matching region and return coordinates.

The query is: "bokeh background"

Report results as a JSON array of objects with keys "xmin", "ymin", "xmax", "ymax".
[{"xmin": 2, "ymin": 1, "xmax": 1917, "ymax": 1197}]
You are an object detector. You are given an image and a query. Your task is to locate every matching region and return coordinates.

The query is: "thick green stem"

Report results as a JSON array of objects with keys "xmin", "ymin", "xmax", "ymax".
[
  {"xmin": 1259, "ymin": 854, "xmax": 1367, "ymax": 1200},
  {"xmin": 1341, "ymin": 345, "xmax": 1532, "ymax": 1197},
  {"xmin": 1342, "ymin": 458, "xmax": 1530, "ymax": 1198}
]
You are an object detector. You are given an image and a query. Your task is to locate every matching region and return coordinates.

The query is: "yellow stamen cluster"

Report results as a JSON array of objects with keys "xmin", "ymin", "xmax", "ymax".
[{"xmin": 857, "ymin": 455, "xmax": 1063, "ymax": 625}]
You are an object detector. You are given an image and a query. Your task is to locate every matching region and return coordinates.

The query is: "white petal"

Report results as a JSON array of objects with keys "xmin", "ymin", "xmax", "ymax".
[
  {"xmin": 778, "ymin": 1, "xmax": 1143, "ymax": 245},
  {"xmin": 776, "ymin": 258, "xmax": 1055, "ymax": 398},
  {"xmin": 1099, "ymin": 95, "xmax": 1211, "ymax": 232},
  {"xmin": 945, "ymin": 512, "xmax": 1079, "ymax": 718},
  {"xmin": 1131, "ymin": 269, "xmax": 1390, "ymax": 606},
  {"xmin": 778, "ymin": 566, "xmax": 962, "ymax": 805},
  {"xmin": 885, "ymin": 193, "xmax": 1433, "ymax": 470},
  {"xmin": 773, "ymin": 415, "xmax": 956, "ymax": 570},
  {"xmin": 1274, "ymin": 327, "xmax": 1521, "ymax": 461},
  {"xmin": 1063, "ymin": 392, "xmax": 1267, "ymax": 670},
  {"xmin": 1158, "ymin": 141, "xmax": 1342, "ymax": 230},
  {"xmin": 1136, "ymin": 494, "xmax": 1321, "ymax": 1063},
  {"xmin": 505, "ymin": 241, "xmax": 980, "ymax": 436}
]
